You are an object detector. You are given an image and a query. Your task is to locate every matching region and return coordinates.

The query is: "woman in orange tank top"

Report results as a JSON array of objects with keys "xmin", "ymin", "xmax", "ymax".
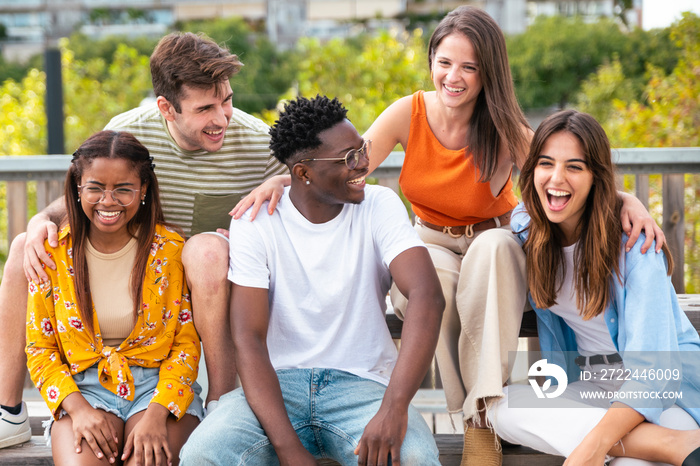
[{"xmin": 233, "ymin": 7, "xmax": 664, "ymax": 465}]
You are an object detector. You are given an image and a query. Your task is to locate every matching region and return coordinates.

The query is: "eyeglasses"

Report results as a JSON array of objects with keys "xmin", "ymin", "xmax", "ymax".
[
  {"xmin": 78, "ymin": 185, "xmax": 140, "ymax": 207},
  {"xmin": 300, "ymin": 139, "xmax": 372, "ymax": 170}
]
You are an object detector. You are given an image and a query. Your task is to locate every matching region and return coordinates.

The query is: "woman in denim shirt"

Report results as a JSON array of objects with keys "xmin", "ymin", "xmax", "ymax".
[{"xmin": 489, "ymin": 110, "xmax": 700, "ymax": 466}]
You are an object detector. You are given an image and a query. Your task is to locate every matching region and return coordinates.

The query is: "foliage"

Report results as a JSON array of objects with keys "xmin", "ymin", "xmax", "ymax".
[
  {"xmin": 0, "ymin": 38, "xmax": 151, "ymax": 156},
  {"xmin": 616, "ymin": 26, "xmax": 679, "ymax": 94},
  {"xmin": 0, "ymin": 55, "xmax": 32, "ymax": 86},
  {"xmin": 61, "ymin": 39, "xmax": 152, "ymax": 150},
  {"xmin": 0, "ymin": 69, "xmax": 46, "ymax": 155},
  {"xmin": 294, "ymin": 29, "xmax": 430, "ymax": 134},
  {"xmin": 575, "ymin": 57, "xmax": 635, "ymax": 123},
  {"xmin": 67, "ymin": 32, "xmax": 158, "ymax": 66},
  {"xmin": 395, "ymin": 11, "xmax": 445, "ymax": 32},
  {"xmin": 594, "ymin": 13, "xmax": 699, "ymax": 148},
  {"xmin": 507, "ymin": 16, "xmax": 627, "ymax": 109},
  {"xmin": 507, "ymin": 15, "xmax": 679, "ymax": 110},
  {"xmin": 175, "ymin": 16, "xmax": 296, "ymax": 114},
  {"xmin": 577, "ymin": 13, "xmax": 700, "ymax": 292}
]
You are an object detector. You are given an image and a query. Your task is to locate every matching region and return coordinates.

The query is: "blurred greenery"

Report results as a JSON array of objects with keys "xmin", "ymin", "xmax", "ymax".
[
  {"xmin": 176, "ymin": 17, "xmax": 296, "ymax": 115},
  {"xmin": 507, "ymin": 15, "xmax": 680, "ymax": 110},
  {"xmin": 0, "ymin": 54, "xmax": 31, "ymax": 84},
  {"xmin": 0, "ymin": 12, "xmax": 698, "ymax": 289},
  {"xmin": 292, "ymin": 29, "xmax": 430, "ymax": 134},
  {"xmin": 577, "ymin": 12, "xmax": 700, "ymax": 292}
]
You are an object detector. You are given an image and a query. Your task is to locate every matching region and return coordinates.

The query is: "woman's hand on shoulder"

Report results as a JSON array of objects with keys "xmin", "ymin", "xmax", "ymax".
[
  {"xmin": 230, "ymin": 174, "xmax": 290, "ymax": 221},
  {"xmin": 619, "ymin": 191, "xmax": 665, "ymax": 254},
  {"xmin": 122, "ymin": 403, "xmax": 172, "ymax": 466}
]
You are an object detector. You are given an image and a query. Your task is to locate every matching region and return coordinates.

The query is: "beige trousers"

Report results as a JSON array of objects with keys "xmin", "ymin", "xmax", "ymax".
[{"xmin": 391, "ymin": 221, "xmax": 527, "ymax": 422}]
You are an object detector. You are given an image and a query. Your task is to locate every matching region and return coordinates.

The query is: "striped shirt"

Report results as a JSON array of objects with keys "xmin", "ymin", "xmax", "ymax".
[{"xmin": 105, "ymin": 104, "xmax": 288, "ymax": 236}]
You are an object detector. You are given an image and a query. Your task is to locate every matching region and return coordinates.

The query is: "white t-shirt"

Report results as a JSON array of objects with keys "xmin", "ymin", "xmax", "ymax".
[
  {"xmin": 228, "ymin": 185, "xmax": 425, "ymax": 385},
  {"xmin": 549, "ymin": 244, "xmax": 617, "ymax": 356}
]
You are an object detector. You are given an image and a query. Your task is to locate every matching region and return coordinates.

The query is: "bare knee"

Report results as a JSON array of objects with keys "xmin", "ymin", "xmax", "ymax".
[{"xmin": 182, "ymin": 233, "xmax": 229, "ymax": 290}]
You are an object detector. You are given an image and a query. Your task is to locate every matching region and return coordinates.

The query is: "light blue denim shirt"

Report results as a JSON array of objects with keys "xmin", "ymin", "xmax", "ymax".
[{"xmin": 511, "ymin": 203, "xmax": 700, "ymax": 425}]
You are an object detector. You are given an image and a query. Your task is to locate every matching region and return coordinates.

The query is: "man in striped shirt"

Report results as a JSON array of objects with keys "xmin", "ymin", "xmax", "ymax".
[{"xmin": 2, "ymin": 32, "xmax": 287, "ymax": 428}]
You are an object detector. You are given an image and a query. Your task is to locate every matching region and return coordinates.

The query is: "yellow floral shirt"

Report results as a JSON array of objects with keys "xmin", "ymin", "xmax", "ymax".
[{"xmin": 26, "ymin": 224, "xmax": 200, "ymax": 420}]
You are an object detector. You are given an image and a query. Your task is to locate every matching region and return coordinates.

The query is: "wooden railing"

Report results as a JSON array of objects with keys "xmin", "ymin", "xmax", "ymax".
[{"xmin": 2, "ymin": 148, "xmax": 700, "ymax": 291}]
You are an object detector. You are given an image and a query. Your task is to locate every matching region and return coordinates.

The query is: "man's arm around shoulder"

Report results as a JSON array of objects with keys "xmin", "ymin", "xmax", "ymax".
[
  {"xmin": 355, "ymin": 246, "xmax": 444, "ymax": 465},
  {"xmin": 24, "ymin": 196, "xmax": 67, "ymax": 282},
  {"xmin": 230, "ymin": 283, "xmax": 317, "ymax": 466}
]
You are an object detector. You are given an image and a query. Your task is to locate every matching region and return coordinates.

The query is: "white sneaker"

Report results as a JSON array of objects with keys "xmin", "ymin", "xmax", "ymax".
[{"xmin": 0, "ymin": 402, "xmax": 32, "ymax": 449}]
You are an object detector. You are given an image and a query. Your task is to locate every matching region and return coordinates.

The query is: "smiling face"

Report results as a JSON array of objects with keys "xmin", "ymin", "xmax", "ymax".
[
  {"xmin": 159, "ymin": 81, "xmax": 233, "ymax": 152},
  {"xmin": 79, "ymin": 158, "xmax": 146, "ymax": 250},
  {"xmin": 534, "ymin": 131, "xmax": 594, "ymax": 245},
  {"xmin": 302, "ymin": 120, "xmax": 370, "ymax": 211},
  {"xmin": 431, "ymin": 32, "xmax": 483, "ymax": 111}
]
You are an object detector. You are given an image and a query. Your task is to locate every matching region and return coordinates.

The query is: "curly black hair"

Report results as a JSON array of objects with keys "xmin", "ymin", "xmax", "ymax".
[{"xmin": 269, "ymin": 95, "xmax": 348, "ymax": 165}]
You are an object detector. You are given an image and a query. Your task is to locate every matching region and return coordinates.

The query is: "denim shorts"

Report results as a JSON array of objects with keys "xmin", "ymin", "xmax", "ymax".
[{"xmin": 44, "ymin": 365, "xmax": 204, "ymax": 444}]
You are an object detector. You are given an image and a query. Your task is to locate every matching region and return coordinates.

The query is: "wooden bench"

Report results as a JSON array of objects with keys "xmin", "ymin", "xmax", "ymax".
[{"xmin": 4, "ymin": 295, "xmax": 699, "ymax": 465}]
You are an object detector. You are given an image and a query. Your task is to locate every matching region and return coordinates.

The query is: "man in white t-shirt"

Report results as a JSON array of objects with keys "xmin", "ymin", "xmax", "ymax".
[{"xmin": 181, "ymin": 95, "xmax": 445, "ymax": 465}]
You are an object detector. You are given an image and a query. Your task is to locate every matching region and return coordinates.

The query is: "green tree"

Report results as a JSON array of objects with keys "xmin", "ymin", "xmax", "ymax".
[
  {"xmin": 508, "ymin": 16, "xmax": 632, "ymax": 109},
  {"xmin": 176, "ymin": 16, "xmax": 296, "ymax": 115},
  {"xmin": 616, "ymin": 26, "xmax": 679, "ymax": 94},
  {"xmin": 67, "ymin": 32, "xmax": 158, "ymax": 67},
  {"xmin": 294, "ymin": 29, "xmax": 430, "ymax": 134},
  {"xmin": 0, "ymin": 55, "xmax": 32, "ymax": 87},
  {"xmin": 577, "ymin": 13, "xmax": 700, "ymax": 292},
  {"xmin": 0, "ymin": 69, "xmax": 46, "ymax": 155},
  {"xmin": 0, "ymin": 38, "xmax": 151, "ymax": 156},
  {"xmin": 575, "ymin": 57, "xmax": 635, "ymax": 123},
  {"xmin": 61, "ymin": 40, "xmax": 152, "ymax": 150},
  {"xmin": 602, "ymin": 13, "xmax": 699, "ymax": 148}
]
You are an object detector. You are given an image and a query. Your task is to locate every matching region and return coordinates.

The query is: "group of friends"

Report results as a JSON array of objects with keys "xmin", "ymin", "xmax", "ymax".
[{"xmin": 0, "ymin": 5, "xmax": 699, "ymax": 466}]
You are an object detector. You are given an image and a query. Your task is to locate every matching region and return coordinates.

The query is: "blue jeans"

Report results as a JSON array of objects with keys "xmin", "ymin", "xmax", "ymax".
[{"xmin": 180, "ymin": 368, "xmax": 439, "ymax": 465}]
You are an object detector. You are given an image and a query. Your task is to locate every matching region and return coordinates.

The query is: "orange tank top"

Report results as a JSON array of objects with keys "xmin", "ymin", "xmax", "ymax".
[{"xmin": 399, "ymin": 91, "xmax": 518, "ymax": 226}]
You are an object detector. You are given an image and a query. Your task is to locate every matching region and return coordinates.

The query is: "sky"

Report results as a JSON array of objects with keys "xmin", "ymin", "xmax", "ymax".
[{"xmin": 642, "ymin": 0, "xmax": 700, "ymax": 29}]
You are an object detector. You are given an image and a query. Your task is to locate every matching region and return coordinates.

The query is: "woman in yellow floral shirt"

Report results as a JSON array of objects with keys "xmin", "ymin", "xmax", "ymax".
[{"xmin": 26, "ymin": 131, "xmax": 203, "ymax": 466}]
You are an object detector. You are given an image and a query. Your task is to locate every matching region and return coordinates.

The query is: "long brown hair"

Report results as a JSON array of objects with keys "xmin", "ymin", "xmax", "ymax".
[
  {"xmin": 428, "ymin": 6, "xmax": 530, "ymax": 181},
  {"xmin": 66, "ymin": 130, "xmax": 165, "ymax": 334},
  {"xmin": 520, "ymin": 110, "xmax": 672, "ymax": 319}
]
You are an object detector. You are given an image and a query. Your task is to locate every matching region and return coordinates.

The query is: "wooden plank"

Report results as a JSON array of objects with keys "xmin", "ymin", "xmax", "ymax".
[
  {"xmin": 317, "ymin": 437, "xmax": 565, "ymax": 466},
  {"xmin": 386, "ymin": 310, "xmax": 539, "ymax": 340},
  {"xmin": 663, "ymin": 174, "xmax": 685, "ymax": 293},
  {"xmin": 0, "ymin": 437, "xmax": 52, "ymax": 465},
  {"xmin": 436, "ymin": 436, "xmax": 565, "ymax": 466},
  {"xmin": 6, "ymin": 181, "xmax": 27, "ymax": 252},
  {"xmin": 30, "ymin": 417, "xmax": 44, "ymax": 437},
  {"xmin": 635, "ymin": 174, "xmax": 650, "ymax": 210},
  {"xmin": 35, "ymin": 180, "xmax": 63, "ymax": 212},
  {"xmin": 47, "ymin": 180, "xmax": 63, "ymax": 205}
]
